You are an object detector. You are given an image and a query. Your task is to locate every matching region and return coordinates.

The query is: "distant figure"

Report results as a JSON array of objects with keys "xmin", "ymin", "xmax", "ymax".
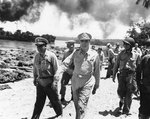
[
  {"xmin": 31, "ymin": 37, "xmax": 62, "ymax": 119},
  {"xmin": 97, "ymin": 47, "xmax": 105, "ymax": 71},
  {"xmin": 62, "ymin": 33, "xmax": 100, "ymax": 119},
  {"xmin": 114, "ymin": 43, "xmax": 122, "ymax": 62},
  {"xmin": 113, "ymin": 37, "xmax": 140, "ymax": 115},
  {"xmin": 136, "ymin": 39, "xmax": 150, "ymax": 119},
  {"xmin": 60, "ymin": 40, "xmax": 75, "ymax": 104},
  {"xmin": 105, "ymin": 43, "xmax": 117, "ymax": 79},
  {"xmin": 132, "ymin": 43, "xmax": 142, "ymax": 57},
  {"xmin": 114, "ymin": 43, "xmax": 121, "ymax": 54},
  {"xmin": 91, "ymin": 45, "xmax": 95, "ymax": 50}
]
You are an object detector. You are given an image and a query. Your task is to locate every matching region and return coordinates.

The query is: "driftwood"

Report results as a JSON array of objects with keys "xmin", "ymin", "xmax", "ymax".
[
  {"xmin": 10, "ymin": 66, "xmax": 32, "ymax": 72},
  {"xmin": 0, "ymin": 84, "xmax": 11, "ymax": 90},
  {"xmin": 0, "ymin": 69, "xmax": 31, "ymax": 83}
]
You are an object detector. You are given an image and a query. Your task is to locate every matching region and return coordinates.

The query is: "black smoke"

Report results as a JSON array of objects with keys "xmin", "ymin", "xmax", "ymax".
[
  {"xmin": 0, "ymin": 0, "xmax": 149, "ymax": 23},
  {"xmin": 0, "ymin": 0, "xmax": 34, "ymax": 22},
  {"xmin": 0, "ymin": 0, "xmax": 94, "ymax": 22}
]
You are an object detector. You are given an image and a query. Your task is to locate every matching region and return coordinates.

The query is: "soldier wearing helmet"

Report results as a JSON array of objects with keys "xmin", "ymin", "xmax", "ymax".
[
  {"xmin": 112, "ymin": 37, "xmax": 141, "ymax": 115},
  {"xmin": 136, "ymin": 38, "xmax": 150, "ymax": 119},
  {"xmin": 123, "ymin": 37, "xmax": 135, "ymax": 47}
]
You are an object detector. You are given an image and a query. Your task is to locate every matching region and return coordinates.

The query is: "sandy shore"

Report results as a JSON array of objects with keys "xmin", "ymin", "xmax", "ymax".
[{"xmin": 0, "ymin": 67, "xmax": 140, "ymax": 119}]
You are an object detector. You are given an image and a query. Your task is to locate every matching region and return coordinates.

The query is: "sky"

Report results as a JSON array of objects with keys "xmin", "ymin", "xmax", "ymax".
[{"xmin": 0, "ymin": 0, "xmax": 150, "ymax": 39}]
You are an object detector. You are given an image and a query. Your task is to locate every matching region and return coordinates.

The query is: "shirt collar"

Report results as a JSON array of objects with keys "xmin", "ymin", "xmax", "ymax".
[
  {"xmin": 39, "ymin": 50, "xmax": 48, "ymax": 59},
  {"xmin": 80, "ymin": 48, "xmax": 91, "ymax": 56}
]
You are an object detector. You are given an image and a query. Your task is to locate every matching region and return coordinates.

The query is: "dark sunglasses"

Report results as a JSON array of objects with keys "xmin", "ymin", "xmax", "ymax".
[
  {"xmin": 36, "ymin": 44, "xmax": 46, "ymax": 47},
  {"xmin": 80, "ymin": 40, "xmax": 90, "ymax": 43}
]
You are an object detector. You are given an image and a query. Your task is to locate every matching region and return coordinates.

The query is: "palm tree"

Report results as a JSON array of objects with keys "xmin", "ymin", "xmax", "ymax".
[{"xmin": 136, "ymin": 0, "xmax": 150, "ymax": 8}]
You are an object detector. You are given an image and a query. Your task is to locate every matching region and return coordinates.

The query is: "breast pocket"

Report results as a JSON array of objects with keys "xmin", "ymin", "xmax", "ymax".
[
  {"xmin": 41, "ymin": 60, "xmax": 50, "ymax": 71},
  {"xmin": 80, "ymin": 60, "xmax": 93, "ymax": 74}
]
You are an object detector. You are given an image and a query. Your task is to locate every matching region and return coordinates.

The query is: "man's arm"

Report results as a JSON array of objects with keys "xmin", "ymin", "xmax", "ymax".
[
  {"xmin": 62, "ymin": 51, "xmax": 74, "ymax": 72},
  {"xmin": 136, "ymin": 56, "xmax": 144, "ymax": 87},
  {"xmin": 50, "ymin": 53, "xmax": 60, "ymax": 82},
  {"xmin": 33, "ymin": 55, "xmax": 38, "ymax": 86},
  {"xmin": 112, "ymin": 53, "xmax": 120, "ymax": 82},
  {"xmin": 93, "ymin": 54, "xmax": 100, "ymax": 94}
]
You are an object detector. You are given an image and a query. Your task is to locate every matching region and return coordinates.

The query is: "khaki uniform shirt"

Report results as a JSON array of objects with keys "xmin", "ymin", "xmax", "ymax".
[
  {"xmin": 113, "ymin": 49, "xmax": 141, "ymax": 76},
  {"xmin": 62, "ymin": 49, "xmax": 74, "ymax": 61},
  {"xmin": 63, "ymin": 48, "xmax": 100, "ymax": 91},
  {"xmin": 33, "ymin": 50, "xmax": 59, "ymax": 86}
]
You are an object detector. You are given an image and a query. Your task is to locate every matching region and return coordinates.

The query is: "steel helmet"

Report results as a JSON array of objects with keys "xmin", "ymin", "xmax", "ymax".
[
  {"xmin": 123, "ymin": 37, "xmax": 135, "ymax": 47},
  {"xmin": 144, "ymin": 39, "xmax": 150, "ymax": 47}
]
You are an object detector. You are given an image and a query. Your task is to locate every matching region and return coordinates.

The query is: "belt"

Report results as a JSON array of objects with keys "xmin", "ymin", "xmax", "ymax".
[
  {"xmin": 120, "ymin": 68, "xmax": 135, "ymax": 74},
  {"xmin": 74, "ymin": 73, "xmax": 92, "ymax": 78},
  {"xmin": 39, "ymin": 76, "xmax": 54, "ymax": 79}
]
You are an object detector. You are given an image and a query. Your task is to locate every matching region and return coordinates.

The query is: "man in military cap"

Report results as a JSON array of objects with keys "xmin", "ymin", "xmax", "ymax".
[
  {"xmin": 31, "ymin": 37, "xmax": 62, "ymax": 119},
  {"xmin": 60, "ymin": 40, "xmax": 75, "ymax": 104},
  {"xmin": 136, "ymin": 39, "xmax": 150, "ymax": 119},
  {"xmin": 113, "ymin": 37, "xmax": 140, "ymax": 115},
  {"xmin": 61, "ymin": 33, "xmax": 100, "ymax": 119}
]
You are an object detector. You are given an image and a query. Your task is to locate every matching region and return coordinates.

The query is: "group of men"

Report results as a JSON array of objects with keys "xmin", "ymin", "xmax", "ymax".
[{"xmin": 30, "ymin": 33, "xmax": 150, "ymax": 119}]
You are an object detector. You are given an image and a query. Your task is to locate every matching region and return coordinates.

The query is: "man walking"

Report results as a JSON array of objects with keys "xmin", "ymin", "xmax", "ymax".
[
  {"xmin": 60, "ymin": 40, "xmax": 75, "ymax": 103},
  {"xmin": 31, "ymin": 37, "xmax": 62, "ymax": 119},
  {"xmin": 62, "ymin": 33, "xmax": 100, "ymax": 119},
  {"xmin": 112, "ymin": 37, "xmax": 140, "ymax": 115},
  {"xmin": 136, "ymin": 39, "xmax": 150, "ymax": 119}
]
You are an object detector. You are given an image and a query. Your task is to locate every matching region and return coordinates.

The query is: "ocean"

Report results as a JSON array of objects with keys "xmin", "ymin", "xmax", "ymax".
[{"xmin": 0, "ymin": 39, "xmax": 67, "ymax": 50}]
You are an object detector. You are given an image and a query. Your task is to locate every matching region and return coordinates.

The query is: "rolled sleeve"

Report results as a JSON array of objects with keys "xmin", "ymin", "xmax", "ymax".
[{"xmin": 62, "ymin": 51, "xmax": 74, "ymax": 71}]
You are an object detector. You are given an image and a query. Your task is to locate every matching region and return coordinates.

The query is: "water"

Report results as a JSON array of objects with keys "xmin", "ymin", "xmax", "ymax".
[{"xmin": 0, "ymin": 39, "xmax": 67, "ymax": 50}]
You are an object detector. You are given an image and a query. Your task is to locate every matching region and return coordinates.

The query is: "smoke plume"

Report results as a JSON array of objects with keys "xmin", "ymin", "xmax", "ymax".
[{"xmin": 0, "ymin": 0, "xmax": 150, "ymax": 38}]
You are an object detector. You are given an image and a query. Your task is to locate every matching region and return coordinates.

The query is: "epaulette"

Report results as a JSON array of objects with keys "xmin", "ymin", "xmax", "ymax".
[
  {"xmin": 75, "ymin": 47, "xmax": 80, "ymax": 51},
  {"xmin": 74, "ymin": 47, "xmax": 80, "ymax": 52}
]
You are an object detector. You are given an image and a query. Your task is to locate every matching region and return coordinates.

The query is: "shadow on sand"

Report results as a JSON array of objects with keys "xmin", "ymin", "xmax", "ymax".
[
  {"xmin": 98, "ymin": 107, "xmax": 122, "ymax": 117},
  {"xmin": 45, "ymin": 115, "xmax": 58, "ymax": 119}
]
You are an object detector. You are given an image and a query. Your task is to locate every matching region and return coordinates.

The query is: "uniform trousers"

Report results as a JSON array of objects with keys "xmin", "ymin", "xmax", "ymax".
[
  {"xmin": 139, "ymin": 84, "xmax": 150, "ymax": 119},
  {"xmin": 117, "ymin": 71, "xmax": 137, "ymax": 113},
  {"xmin": 31, "ymin": 83, "xmax": 62, "ymax": 119},
  {"xmin": 72, "ymin": 77, "xmax": 94, "ymax": 119}
]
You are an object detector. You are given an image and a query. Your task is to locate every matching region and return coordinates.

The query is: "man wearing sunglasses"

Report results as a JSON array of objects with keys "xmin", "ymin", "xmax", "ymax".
[
  {"xmin": 62, "ymin": 33, "xmax": 100, "ymax": 119},
  {"xmin": 31, "ymin": 37, "xmax": 62, "ymax": 119}
]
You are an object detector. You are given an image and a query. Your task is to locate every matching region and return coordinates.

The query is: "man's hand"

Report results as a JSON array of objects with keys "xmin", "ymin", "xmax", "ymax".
[
  {"xmin": 52, "ymin": 80, "xmax": 58, "ymax": 89},
  {"xmin": 33, "ymin": 80, "xmax": 38, "ymax": 86},
  {"xmin": 112, "ymin": 76, "xmax": 115, "ymax": 83},
  {"xmin": 92, "ymin": 84, "xmax": 99, "ymax": 94}
]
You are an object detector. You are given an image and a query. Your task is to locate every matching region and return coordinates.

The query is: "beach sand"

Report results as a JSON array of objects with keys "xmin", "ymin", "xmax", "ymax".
[{"xmin": 0, "ymin": 67, "xmax": 140, "ymax": 119}]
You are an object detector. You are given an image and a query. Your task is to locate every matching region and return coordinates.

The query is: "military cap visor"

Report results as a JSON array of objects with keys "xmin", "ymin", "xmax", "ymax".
[
  {"xmin": 123, "ymin": 40, "xmax": 131, "ymax": 46},
  {"xmin": 35, "ymin": 37, "xmax": 49, "ymax": 45},
  {"xmin": 78, "ymin": 33, "xmax": 92, "ymax": 41},
  {"xmin": 65, "ymin": 40, "xmax": 75, "ymax": 44}
]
